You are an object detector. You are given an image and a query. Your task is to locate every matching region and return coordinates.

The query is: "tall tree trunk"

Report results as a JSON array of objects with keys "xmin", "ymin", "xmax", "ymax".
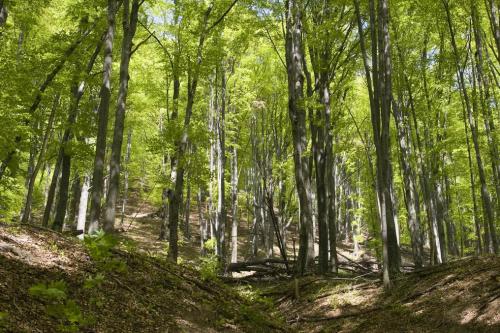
[
  {"xmin": 215, "ymin": 63, "xmax": 226, "ymax": 262},
  {"xmin": 20, "ymin": 94, "xmax": 59, "ymax": 224},
  {"xmin": 230, "ymin": 146, "xmax": 238, "ymax": 263},
  {"xmin": 103, "ymin": 0, "xmax": 140, "ymax": 232},
  {"xmin": 312, "ymin": 68, "xmax": 331, "ymax": 273},
  {"xmin": 443, "ymin": 0, "xmax": 498, "ymax": 254},
  {"xmin": 120, "ymin": 129, "xmax": 132, "ymax": 225},
  {"xmin": 486, "ymin": 0, "xmax": 500, "ymax": 60},
  {"xmin": 0, "ymin": 0, "xmax": 7, "ymax": 26},
  {"xmin": 168, "ymin": 5, "xmax": 213, "ymax": 262},
  {"xmin": 66, "ymin": 175, "xmax": 82, "ymax": 230},
  {"xmin": 373, "ymin": 0, "xmax": 400, "ymax": 288},
  {"xmin": 207, "ymin": 76, "xmax": 216, "ymax": 243},
  {"xmin": 472, "ymin": 1, "xmax": 500, "ymax": 215},
  {"xmin": 392, "ymin": 100, "xmax": 424, "ymax": 267},
  {"xmin": 76, "ymin": 175, "xmax": 90, "ymax": 238},
  {"xmin": 88, "ymin": 0, "xmax": 118, "ymax": 233},
  {"xmin": 184, "ymin": 174, "xmax": 191, "ymax": 239},
  {"xmin": 198, "ymin": 189, "xmax": 207, "ymax": 255},
  {"xmin": 285, "ymin": 0, "xmax": 314, "ymax": 274},
  {"xmin": 42, "ymin": 153, "xmax": 63, "ymax": 227},
  {"xmin": 419, "ymin": 38, "xmax": 444, "ymax": 265},
  {"xmin": 53, "ymin": 39, "xmax": 103, "ymax": 232},
  {"xmin": 160, "ymin": 0, "xmax": 181, "ymax": 241}
]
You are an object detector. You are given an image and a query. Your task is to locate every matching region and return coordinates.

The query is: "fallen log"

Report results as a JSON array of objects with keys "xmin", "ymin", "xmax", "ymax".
[{"xmin": 227, "ymin": 258, "xmax": 294, "ymax": 272}]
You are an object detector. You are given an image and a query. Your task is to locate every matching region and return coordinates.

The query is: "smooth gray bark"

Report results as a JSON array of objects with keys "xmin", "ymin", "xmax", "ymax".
[
  {"xmin": 77, "ymin": 175, "xmax": 90, "ymax": 238},
  {"xmin": 103, "ymin": 0, "xmax": 141, "ymax": 232},
  {"xmin": 285, "ymin": 0, "xmax": 315, "ymax": 274},
  {"xmin": 52, "ymin": 39, "xmax": 103, "ymax": 231},
  {"xmin": 20, "ymin": 95, "xmax": 59, "ymax": 224},
  {"xmin": 88, "ymin": 0, "xmax": 118, "ymax": 233},
  {"xmin": 0, "ymin": 1, "xmax": 7, "ymax": 26},
  {"xmin": 230, "ymin": 146, "xmax": 238, "ymax": 263},
  {"xmin": 120, "ymin": 129, "xmax": 132, "ymax": 225},
  {"xmin": 443, "ymin": 0, "xmax": 498, "ymax": 254}
]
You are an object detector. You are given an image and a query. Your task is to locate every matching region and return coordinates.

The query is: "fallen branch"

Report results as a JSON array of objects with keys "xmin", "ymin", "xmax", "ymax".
[
  {"xmin": 290, "ymin": 306, "xmax": 382, "ymax": 323},
  {"xmin": 337, "ymin": 252, "xmax": 378, "ymax": 273},
  {"xmin": 227, "ymin": 258, "xmax": 293, "ymax": 272}
]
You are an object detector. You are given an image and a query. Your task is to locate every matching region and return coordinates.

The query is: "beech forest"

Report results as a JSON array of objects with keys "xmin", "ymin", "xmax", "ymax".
[{"xmin": 0, "ymin": 0, "xmax": 499, "ymax": 332}]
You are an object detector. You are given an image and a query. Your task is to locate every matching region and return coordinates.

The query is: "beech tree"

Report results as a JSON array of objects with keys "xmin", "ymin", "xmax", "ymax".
[{"xmin": 0, "ymin": 0, "xmax": 498, "ymax": 288}]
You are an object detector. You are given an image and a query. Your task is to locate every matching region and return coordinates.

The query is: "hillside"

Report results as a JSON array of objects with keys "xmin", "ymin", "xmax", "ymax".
[
  {"xmin": 259, "ymin": 256, "xmax": 500, "ymax": 332},
  {"xmin": 0, "ymin": 224, "xmax": 284, "ymax": 333},
  {"xmin": 1, "ymin": 224, "xmax": 499, "ymax": 332}
]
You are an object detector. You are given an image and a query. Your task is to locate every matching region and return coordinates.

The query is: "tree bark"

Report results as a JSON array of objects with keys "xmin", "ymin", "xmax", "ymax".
[
  {"xmin": 215, "ymin": 63, "xmax": 227, "ymax": 261},
  {"xmin": 184, "ymin": 174, "xmax": 191, "ymax": 239},
  {"xmin": 20, "ymin": 94, "xmax": 59, "ymax": 224},
  {"xmin": 52, "ymin": 40, "xmax": 103, "ymax": 231},
  {"xmin": 103, "ymin": 0, "xmax": 141, "ymax": 232},
  {"xmin": 372, "ymin": 0, "xmax": 400, "ymax": 288},
  {"xmin": 230, "ymin": 146, "xmax": 238, "ymax": 263},
  {"xmin": 472, "ymin": 1, "xmax": 500, "ymax": 217},
  {"xmin": 88, "ymin": 0, "xmax": 118, "ymax": 234},
  {"xmin": 42, "ymin": 152, "xmax": 63, "ymax": 227},
  {"xmin": 77, "ymin": 175, "xmax": 90, "ymax": 238},
  {"xmin": 120, "ymin": 129, "xmax": 132, "ymax": 225},
  {"xmin": 392, "ymin": 100, "xmax": 424, "ymax": 267},
  {"xmin": 168, "ymin": 5, "xmax": 213, "ymax": 262},
  {"xmin": 443, "ymin": 0, "xmax": 498, "ymax": 254},
  {"xmin": 0, "ymin": 1, "xmax": 8, "ymax": 26},
  {"xmin": 285, "ymin": 0, "xmax": 315, "ymax": 274}
]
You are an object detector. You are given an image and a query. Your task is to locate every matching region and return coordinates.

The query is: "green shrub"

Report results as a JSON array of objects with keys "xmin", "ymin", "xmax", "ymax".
[
  {"xmin": 0, "ymin": 311, "xmax": 8, "ymax": 328},
  {"xmin": 83, "ymin": 231, "xmax": 126, "ymax": 273},
  {"xmin": 29, "ymin": 281, "xmax": 86, "ymax": 332},
  {"xmin": 200, "ymin": 254, "xmax": 220, "ymax": 281}
]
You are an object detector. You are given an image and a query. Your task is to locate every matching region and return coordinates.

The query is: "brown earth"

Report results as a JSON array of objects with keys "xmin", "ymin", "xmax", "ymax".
[{"xmin": 0, "ymin": 224, "xmax": 285, "ymax": 333}]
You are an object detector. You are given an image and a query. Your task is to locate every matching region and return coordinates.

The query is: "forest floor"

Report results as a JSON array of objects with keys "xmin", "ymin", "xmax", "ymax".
[
  {"xmin": 0, "ymin": 224, "xmax": 285, "ymax": 332},
  {"xmin": 0, "ymin": 198, "xmax": 499, "ymax": 332}
]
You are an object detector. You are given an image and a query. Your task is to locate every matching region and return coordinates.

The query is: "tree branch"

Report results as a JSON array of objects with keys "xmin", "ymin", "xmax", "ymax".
[{"xmin": 207, "ymin": 0, "xmax": 238, "ymax": 32}]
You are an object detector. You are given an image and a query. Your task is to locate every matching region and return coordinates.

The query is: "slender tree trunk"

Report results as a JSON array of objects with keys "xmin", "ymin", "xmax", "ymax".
[
  {"xmin": 52, "ymin": 39, "xmax": 103, "ymax": 231},
  {"xmin": 184, "ymin": 174, "xmax": 191, "ymax": 239},
  {"xmin": 215, "ymin": 63, "xmax": 226, "ymax": 261},
  {"xmin": 77, "ymin": 175, "xmax": 90, "ymax": 238},
  {"xmin": 66, "ymin": 175, "xmax": 82, "ymax": 230},
  {"xmin": 42, "ymin": 152, "xmax": 63, "ymax": 227},
  {"xmin": 443, "ymin": 0, "xmax": 498, "ymax": 254},
  {"xmin": 230, "ymin": 146, "xmax": 238, "ymax": 263},
  {"xmin": 88, "ymin": 0, "xmax": 118, "ymax": 233},
  {"xmin": 0, "ymin": 0, "xmax": 7, "ymax": 26},
  {"xmin": 198, "ymin": 189, "xmax": 207, "ymax": 255},
  {"xmin": 472, "ymin": 1, "xmax": 500, "ymax": 215},
  {"xmin": 120, "ymin": 129, "xmax": 132, "ymax": 225},
  {"xmin": 103, "ymin": 0, "xmax": 140, "ymax": 232},
  {"xmin": 372, "ymin": 0, "xmax": 400, "ymax": 288},
  {"xmin": 207, "ymin": 77, "xmax": 216, "ymax": 242},
  {"xmin": 392, "ymin": 100, "xmax": 424, "ymax": 267},
  {"xmin": 285, "ymin": 0, "xmax": 314, "ymax": 274},
  {"xmin": 168, "ymin": 6, "xmax": 212, "ymax": 263},
  {"xmin": 21, "ymin": 94, "xmax": 59, "ymax": 224},
  {"xmin": 419, "ymin": 36, "xmax": 444, "ymax": 264},
  {"xmin": 52, "ymin": 149, "xmax": 72, "ymax": 231},
  {"xmin": 486, "ymin": 0, "xmax": 500, "ymax": 60}
]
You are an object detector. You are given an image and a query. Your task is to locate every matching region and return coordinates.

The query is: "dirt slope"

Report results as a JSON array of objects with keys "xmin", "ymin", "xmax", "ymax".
[
  {"xmin": 260, "ymin": 256, "xmax": 500, "ymax": 332},
  {"xmin": 0, "ymin": 224, "xmax": 285, "ymax": 333}
]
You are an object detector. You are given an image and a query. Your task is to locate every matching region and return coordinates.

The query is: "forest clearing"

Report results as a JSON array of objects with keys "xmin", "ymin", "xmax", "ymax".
[{"xmin": 0, "ymin": 0, "xmax": 499, "ymax": 331}]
